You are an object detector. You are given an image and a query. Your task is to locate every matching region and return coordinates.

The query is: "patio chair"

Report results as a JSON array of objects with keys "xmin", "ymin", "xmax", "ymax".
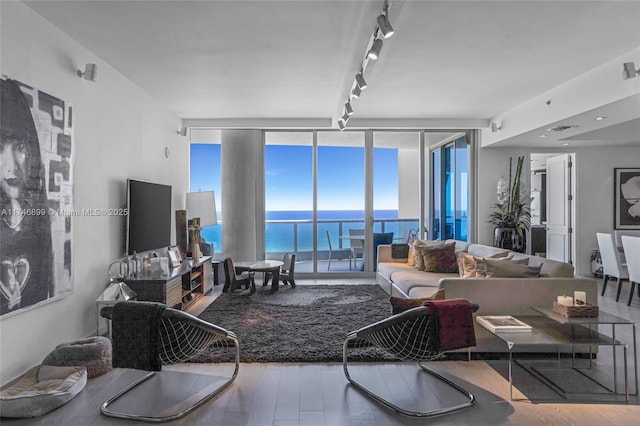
[
  {"xmin": 597, "ymin": 233, "xmax": 629, "ymax": 301},
  {"xmin": 348, "ymin": 229, "xmax": 365, "ymax": 269},
  {"xmin": 343, "ymin": 299, "xmax": 478, "ymax": 418},
  {"xmin": 222, "ymin": 257, "xmax": 256, "ymax": 293},
  {"xmin": 100, "ymin": 301, "xmax": 239, "ymax": 422},
  {"xmin": 326, "ymin": 230, "xmax": 353, "ymax": 270}
]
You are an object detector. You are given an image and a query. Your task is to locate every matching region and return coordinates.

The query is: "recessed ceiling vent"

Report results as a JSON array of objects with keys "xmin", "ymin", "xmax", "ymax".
[{"xmin": 547, "ymin": 125, "xmax": 577, "ymax": 132}]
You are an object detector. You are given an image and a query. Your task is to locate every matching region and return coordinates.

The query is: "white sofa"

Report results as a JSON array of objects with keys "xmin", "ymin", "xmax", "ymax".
[{"xmin": 376, "ymin": 240, "xmax": 599, "ymax": 354}]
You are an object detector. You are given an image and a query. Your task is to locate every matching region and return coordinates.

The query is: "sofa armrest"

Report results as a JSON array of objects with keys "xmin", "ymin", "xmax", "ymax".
[{"xmin": 438, "ymin": 277, "xmax": 598, "ymax": 316}]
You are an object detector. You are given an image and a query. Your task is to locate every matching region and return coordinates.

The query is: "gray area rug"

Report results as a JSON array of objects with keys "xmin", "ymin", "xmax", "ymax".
[{"xmin": 194, "ymin": 285, "xmax": 396, "ymax": 363}]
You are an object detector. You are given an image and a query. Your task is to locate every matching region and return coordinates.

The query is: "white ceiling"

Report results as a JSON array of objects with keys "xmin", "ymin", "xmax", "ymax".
[{"xmin": 23, "ymin": 0, "xmax": 640, "ymax": 147}]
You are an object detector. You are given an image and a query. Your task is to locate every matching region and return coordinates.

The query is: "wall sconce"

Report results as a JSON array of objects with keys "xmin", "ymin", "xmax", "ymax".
[
  {"xmin": 623, "ymin": 62, "xmax": 639, "ymax": 80},
  {"xmin": 77, "ymin": 63, "xmax": 97, "ymax": 81}
]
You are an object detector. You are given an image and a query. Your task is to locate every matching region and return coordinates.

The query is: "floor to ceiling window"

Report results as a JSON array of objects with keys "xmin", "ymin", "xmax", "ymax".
[
  {"xmin": 264, "ymin": 132, "xmax": 313, "ymax": 263},
  {"xmin": 430, "ymin": 133, "xmax": 470, "ymax": 241},
  {"xmin": 189, "ymin": 139, "xmax": 223, "ymax": 258}
]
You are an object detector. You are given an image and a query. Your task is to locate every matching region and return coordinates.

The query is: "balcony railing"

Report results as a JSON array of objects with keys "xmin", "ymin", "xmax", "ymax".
[{"xmin": 264, "ymin": 218, "xmax": 420, "ymax": 261}]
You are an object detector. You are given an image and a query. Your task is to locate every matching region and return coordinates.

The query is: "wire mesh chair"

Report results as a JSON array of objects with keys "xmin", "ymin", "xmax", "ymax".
[
  {"xmin": 343, "ymin": 302, "xmax": 478, "ymax": 418},
  {"xmin": 100, "ymin": 304, "xmax": 239, "ymax": 422}
]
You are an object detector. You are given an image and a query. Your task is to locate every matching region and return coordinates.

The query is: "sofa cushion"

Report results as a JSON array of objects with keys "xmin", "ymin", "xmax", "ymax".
[
  {"xmin": 458, "ymin": 252, "xmax": 511, "ymax": 278},
  {"xmin": 410, "ymin": 239, "xmax": 445, "ymax": 269},
  {"xmin": 389, "ymin": 289, "xmax": 445, "ymax": 315},
  {"xmin": 467, "ymin": 244, "xmax": 510, "ymax": 259},
  {"xmin": 418, "ymin": 244, "xmax": 458, "ymax": 273},
  {"xmin": 485, "ymin": 258, "xmax": 543, "ymax": 277}
]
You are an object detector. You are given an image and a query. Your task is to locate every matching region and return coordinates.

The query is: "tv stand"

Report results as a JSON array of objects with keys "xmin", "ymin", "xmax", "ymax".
[{"xmin": 124, "ymin": 256, "xmax": 212, "ymax": 311}]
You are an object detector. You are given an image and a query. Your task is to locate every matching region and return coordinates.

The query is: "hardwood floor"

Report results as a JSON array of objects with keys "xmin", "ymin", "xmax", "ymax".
[{"xmin": 4, "ymin": 279, "xmax": 639, "ymax": 425}]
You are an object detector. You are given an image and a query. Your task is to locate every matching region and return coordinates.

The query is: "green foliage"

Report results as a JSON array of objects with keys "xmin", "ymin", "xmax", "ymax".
[{"xmin": 488, "ymin": 156, "xmax": 531, "ymax": 237}]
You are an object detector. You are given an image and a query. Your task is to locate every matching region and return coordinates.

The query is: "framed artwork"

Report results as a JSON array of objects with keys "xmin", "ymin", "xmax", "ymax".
[
  {"xmin": 614, "ymin": 168, "xmax": 640, "ymax": 230},
  {"xmin": 168, "ymin": 246, "xmax": 182, "ymax": 268},
  {"xmin": 1, "ymin": 77, "xmax": 74, "ymax": 318}
]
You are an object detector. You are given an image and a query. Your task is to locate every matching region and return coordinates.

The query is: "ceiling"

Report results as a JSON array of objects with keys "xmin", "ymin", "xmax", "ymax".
[{"xmin": 23, "ymin": 1, "xmax": 640, "ymax": 147}]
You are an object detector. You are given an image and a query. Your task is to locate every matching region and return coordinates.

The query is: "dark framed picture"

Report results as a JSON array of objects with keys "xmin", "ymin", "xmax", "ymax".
[{"xmin": 614, "ymin": 168, "xmax": 640, "ymax": 230}]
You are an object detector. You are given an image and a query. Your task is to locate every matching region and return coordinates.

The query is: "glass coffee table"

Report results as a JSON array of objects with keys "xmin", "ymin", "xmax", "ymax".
[{"xmin": 487, "ymin": 309, "xmax": 637, "ymax": 401}]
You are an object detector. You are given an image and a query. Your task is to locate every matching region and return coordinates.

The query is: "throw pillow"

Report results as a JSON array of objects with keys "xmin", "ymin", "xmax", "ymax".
[
  {"xmin": 473, "ymin": 253, "xmax": 515, "ymax": 277},
  {"xmin": 389, "ymin": 289, "xmax": 445, "ymax": 315},
  {"xmin": 458, "ymin": 252, "xmax": 510, "ymax": 278},
  {"xmin": 410, "ymin": 239, "xmax": 444, "ymax": 270},
  {"xmin": 417, "ymin": 244, "xmax": 458, "ymax": 273},
  {"xmin": 484, "ymin": 258, "xmax": 543, "ymax": 278}
]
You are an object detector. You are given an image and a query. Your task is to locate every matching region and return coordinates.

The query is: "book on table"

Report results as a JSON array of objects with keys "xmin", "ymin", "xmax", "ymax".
[{"xmin": 476, "ymin": 315, "xmax": 532, "ymax": 333}]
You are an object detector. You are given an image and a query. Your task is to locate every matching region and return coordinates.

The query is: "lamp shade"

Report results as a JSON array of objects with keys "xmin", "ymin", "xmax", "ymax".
[{"xmin": 186, "ymin": 191, "xmax": 217, "ymax": 227}]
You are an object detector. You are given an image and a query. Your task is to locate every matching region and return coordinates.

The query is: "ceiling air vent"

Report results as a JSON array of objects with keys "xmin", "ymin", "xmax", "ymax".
[{"xmin": 547, "ymin": 125, "xmax": 577, "ymax": 132}]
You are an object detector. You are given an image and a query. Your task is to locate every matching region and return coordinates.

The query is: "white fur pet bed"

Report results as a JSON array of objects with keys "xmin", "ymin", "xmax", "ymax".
[{"xmin": 0, "ymin": 365, "xmax": 87, "ymax": 418}]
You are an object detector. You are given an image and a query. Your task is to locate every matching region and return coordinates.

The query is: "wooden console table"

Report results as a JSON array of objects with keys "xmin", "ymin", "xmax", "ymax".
[{"xmin": 124, "ymin": 256, "xmax": 212, "ymax": 311}]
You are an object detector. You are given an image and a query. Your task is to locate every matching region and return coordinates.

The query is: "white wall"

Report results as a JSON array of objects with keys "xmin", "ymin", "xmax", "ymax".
[
  {"xmin": 477, "ymin": 144, "xmax": 640, "ymax": 278},
  {"xmin": 0, "ymin": 2, "xmax": 188, "ymax": 383}
]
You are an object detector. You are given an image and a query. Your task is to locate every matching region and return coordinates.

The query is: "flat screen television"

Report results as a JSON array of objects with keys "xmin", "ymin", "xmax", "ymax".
[{"xmin": 126, "ymin": 179, "xmax": 172, "ymax": 255}]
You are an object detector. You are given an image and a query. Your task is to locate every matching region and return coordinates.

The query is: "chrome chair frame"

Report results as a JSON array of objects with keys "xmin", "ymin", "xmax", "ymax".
[
  {"xmin": 342, "ymin": 306, "xmax": 476, "ymax": 418},
  {"xmin": 100, "ymin": 306, "xmax": 240, "ymax": 423}
]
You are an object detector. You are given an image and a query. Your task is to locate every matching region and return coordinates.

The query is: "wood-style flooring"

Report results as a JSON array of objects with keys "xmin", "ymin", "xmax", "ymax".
[{"xmin": 3, "ymin": 279, "xmax": 640, "ymax": 425}]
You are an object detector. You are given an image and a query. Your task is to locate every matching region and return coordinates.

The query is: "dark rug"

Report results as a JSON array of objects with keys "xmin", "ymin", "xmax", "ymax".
[{"xmin": 193, "ymin": 285, "xmax": 396, "ymax": 363}]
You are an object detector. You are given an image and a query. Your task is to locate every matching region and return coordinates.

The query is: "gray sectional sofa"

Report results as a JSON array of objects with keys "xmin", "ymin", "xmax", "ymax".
[{"xmin": 376, "ymin": 240, "xmax": 598, "ymax": 353}]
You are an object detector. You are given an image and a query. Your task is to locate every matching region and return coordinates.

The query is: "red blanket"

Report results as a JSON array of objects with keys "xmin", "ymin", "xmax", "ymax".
[{"xmin": 422, "ymin": 299, "xmax": 476, "ymax": 352}]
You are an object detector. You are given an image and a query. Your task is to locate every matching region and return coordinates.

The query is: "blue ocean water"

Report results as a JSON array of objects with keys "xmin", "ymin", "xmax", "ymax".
[{"xmin": 201, "ymin": 210, "xmax": 413, "ymax": 253}]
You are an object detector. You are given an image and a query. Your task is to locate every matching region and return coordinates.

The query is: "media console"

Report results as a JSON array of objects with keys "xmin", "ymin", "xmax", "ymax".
[{"xmin": 124, "ymin": 256, "xmax": 213, "ymax": 311}]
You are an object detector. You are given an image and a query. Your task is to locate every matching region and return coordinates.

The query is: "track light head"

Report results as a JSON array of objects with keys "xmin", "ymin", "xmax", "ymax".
[
  {"xmin": 377, "ymin": 14, "xmax": 394, "ymax": 39},
  {"xmin": 367, "ymin": 38, "xmax": 383, "ymax": 60},
  {"xmin": 355, "ymin": 73, "xmax": 368, "ymax": 90},
  {"xmin": 351, "ymin": 85, "xmax": 362, "ymax": 98},
  {"xmin": 344, "ymin": 101, "xmax": 354, "ymax": 116},
  {"xmin": 338, "ymin": 120, "xmax": 346, "ymax": 130},
  {"xmin": 77, "ymin": 63, "xmax": 97, "ymax": 81},
  {"xmin": 491, "ymin": 122, "xmax": 502, "ymax": 133},
  {"xmin": 177, "ymin": 126, "xmax": 187, "ymax": 136},
  {"xmin": 623, "ymin": 62, "xmax": 639, "ymax": 80}
]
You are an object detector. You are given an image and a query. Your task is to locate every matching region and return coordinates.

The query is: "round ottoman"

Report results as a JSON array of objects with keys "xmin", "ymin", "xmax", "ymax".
[{"xmin": 42, "ymin": 336, "xmax": 112, "ymax": 379}]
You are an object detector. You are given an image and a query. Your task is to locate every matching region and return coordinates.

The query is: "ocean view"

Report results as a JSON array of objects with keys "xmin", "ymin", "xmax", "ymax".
[{"xmin": 200, "ymin": 209, "xmax": 417, "ymax": 254}]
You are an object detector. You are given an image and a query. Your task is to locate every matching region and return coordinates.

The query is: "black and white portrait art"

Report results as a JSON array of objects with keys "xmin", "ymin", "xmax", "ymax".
[
  {"xmin": 615, "ymin": 168, "xmax": 640, "ymax": 230},
  {"xmin": 0, "ymin": 77, "xmax": 73, "ymax": 317}
]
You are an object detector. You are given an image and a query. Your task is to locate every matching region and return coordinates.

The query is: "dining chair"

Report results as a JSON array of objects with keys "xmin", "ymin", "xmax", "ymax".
[
  {"xmin": 326, "ymin": 230, "xmax": 352, "ymax": 271},
  {"xmin": 596, "ymin": 233, "xmax": 629, "ymax": 302},
  {"xmin": 222, "ymin": 258, "xmax": 255, "ymax": 293},
  {"xmin": 621, "ymin": 236, "xmax": 640, "ymax": 306},
  {"xmin": 348, "ymin": 228, "xmax": 365, "ymax": 269}
]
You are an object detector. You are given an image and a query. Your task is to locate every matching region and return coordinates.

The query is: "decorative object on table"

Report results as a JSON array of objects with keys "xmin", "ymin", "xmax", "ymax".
[
  {"xmin": 476, "ymin": 315, "xmax": 532, "ymax": 333},
  {"xmin": 614, "ymin": 168, "xmax": 640, "ymax": 230},
  {"xmin": 556, "ymin": 295, "xmax": 574, "ymax": 306},
  {"xmin": 552, "ymin": 301, "xmax": 599, "ymax": 318},
  {"xmin": 0, "ymin": 77, "xmax": 74, "ymax": 318},
  {"xmin": 175, "ymin": 209, "xmax": 188, "ymax": 255},
  {"xmin": 488, "ymin": 156, "xmax": 531, "ymax": 253},
  {"xmin": 186, "ymin": 191, "xmax": 217, "ymax": 264},
  {"xmin": 42, "ymin": 336, "xmax": 112, "ymax": 379},
  {"xmin": 574, "ymin": 291, "xmax": 587, "ymax": 306},
  {"xmin": 0, "ymin": 365, "xmax": 87, "ymax": 418},
  {"xmin": 167, "ymin": 246, "xmax": 182, "ymax": 268}
]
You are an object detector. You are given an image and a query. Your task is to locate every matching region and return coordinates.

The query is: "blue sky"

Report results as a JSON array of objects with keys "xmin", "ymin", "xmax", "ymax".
[{"xmin": 190, "ymin": 143, "xmax": 399, "ymax": 212}]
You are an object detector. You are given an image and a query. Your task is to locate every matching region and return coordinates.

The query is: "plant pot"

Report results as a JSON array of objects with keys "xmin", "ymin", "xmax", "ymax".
[{"xmin": 494, "ymin": 227, "xmax": 526, "ymax": 252}]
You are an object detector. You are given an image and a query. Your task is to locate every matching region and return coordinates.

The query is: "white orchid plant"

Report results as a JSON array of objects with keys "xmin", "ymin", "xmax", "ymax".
[{"xmin": 488, "ymin": 156, "xmax": 531, "ymax": 236}]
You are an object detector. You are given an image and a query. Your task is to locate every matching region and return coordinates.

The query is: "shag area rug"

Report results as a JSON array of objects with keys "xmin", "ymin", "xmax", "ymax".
[{"xmin": 194, "ymin": 285, "xmax": 396, "ymax": 363}]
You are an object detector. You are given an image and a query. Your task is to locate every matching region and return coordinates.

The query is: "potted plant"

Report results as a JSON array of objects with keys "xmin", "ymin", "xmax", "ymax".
[{"xmin": 488, "ymin": 156, "xmax": 531, "ymax": 252}]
